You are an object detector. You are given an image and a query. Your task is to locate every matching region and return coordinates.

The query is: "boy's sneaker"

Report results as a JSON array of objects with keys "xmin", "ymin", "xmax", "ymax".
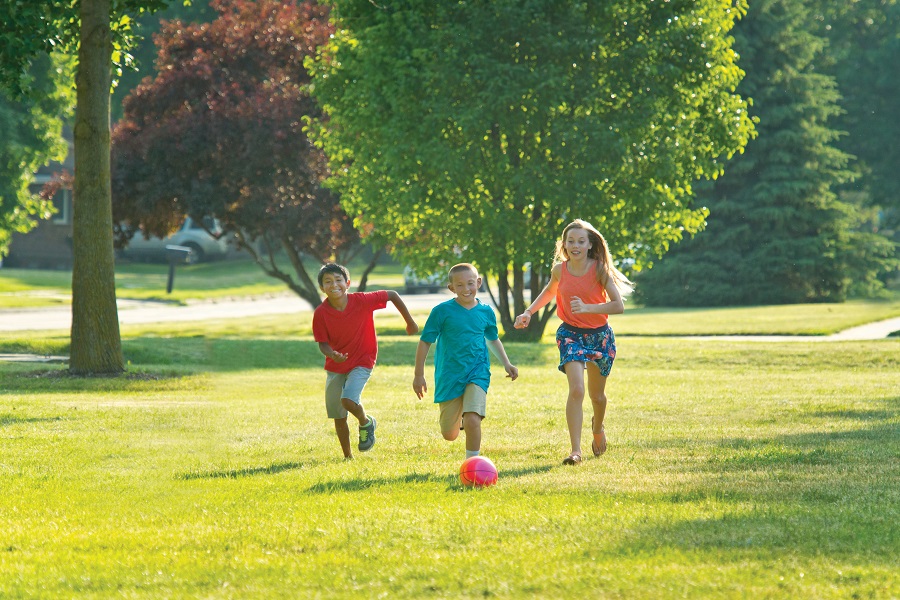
[{"xmin": 358, "ymin": 415, "xmax": 377, "ymax": 452}]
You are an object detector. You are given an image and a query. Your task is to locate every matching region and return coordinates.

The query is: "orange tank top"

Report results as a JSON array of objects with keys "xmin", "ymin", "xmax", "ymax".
[{"xmin": 556, "ymin": 261, "xmax": 609, "ymax": 329}]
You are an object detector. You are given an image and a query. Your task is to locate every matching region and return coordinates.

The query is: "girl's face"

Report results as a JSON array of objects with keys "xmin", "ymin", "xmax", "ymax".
[{"xmin": 564, "ymin": 228, "xmax": 593, "ymax": 260}]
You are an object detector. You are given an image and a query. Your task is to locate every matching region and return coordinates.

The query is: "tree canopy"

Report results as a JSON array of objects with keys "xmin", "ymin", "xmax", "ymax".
[
  {"xmin": 310, "ymin": 0, "xmax": 755, "ymax": 339},
  {"xmin": 112, "ymin": 0, "xmax": 355, "ymax": 308},
  {"xmin": 0, "ymin": 53, "xmax": 75, "ymax": 258},
  {"xmin": 635, "ymin": 0, "xmax": 897, "ymax": 306}
]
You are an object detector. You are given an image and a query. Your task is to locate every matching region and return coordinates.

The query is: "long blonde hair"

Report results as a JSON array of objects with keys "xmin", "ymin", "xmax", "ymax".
[{"xmin": 554, "ymin": 219, "xmax": 633, "ymax": 293}]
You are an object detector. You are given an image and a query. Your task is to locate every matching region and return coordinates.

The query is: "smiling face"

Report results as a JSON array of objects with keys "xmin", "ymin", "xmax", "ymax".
[
  {"xmin": 319, "ymin": 271, "xmax": 350, "ymax": 304},
  {"xmin": 448, "ymin": 267, "xmax": 481, "ymax": 306},
  {"xmin": 564, "ymin": 227, "xmax": 593, "ymax": 261}
]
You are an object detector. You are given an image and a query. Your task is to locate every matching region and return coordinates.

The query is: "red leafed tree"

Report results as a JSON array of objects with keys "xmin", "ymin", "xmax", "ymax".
[{"xmin": 112, "ymin": 0, "xmax": 366, "ymax": 307}]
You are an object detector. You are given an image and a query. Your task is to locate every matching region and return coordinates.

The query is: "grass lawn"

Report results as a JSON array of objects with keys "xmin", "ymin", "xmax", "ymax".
[
  {"xmin": 1, "ymin": 312, "xmax": 898, "ymax": 598},
  {"xmin": 0, "ymin": 257, "xmax": 405, "ymax": 306}
]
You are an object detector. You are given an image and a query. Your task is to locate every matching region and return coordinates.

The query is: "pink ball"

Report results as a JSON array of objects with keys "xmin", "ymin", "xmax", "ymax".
[{"xmin": 459, "ymin": 456, "xmax": 498, "ymax": 487}]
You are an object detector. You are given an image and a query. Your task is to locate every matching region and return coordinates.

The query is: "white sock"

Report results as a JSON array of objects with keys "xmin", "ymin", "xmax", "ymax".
[{"xmin": 465, "ymin": 450, "xmax": 480, "ymax": 459}]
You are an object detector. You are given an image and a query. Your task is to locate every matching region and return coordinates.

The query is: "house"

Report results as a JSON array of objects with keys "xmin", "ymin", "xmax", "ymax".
[{"xmin": 5, "ymin": 131, "xmax": 74, "ymax": 269}]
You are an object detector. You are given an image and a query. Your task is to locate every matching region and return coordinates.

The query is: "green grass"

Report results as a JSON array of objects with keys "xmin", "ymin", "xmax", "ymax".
[
  {"xmin": 614, "ymin": 300, "xmax": 900, "ymax": 336},
  {"xmin": 0, "ymin": 258, "xmax": 405, "ymax": 306},
  {"xmin": 1, "ymin": 314, "xmax": 898, "ymax": 598}
]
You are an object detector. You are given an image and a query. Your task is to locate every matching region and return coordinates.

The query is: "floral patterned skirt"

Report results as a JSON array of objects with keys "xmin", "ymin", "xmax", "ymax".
[{"xmin": 556, "ymin": 322, "xmax": 616, "ymax": 377}]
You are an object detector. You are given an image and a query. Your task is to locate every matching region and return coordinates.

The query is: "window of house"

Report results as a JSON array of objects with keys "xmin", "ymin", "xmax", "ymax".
[{"xmin": 51, "ymin": 189, "xmax": 72, "ymax": 225}]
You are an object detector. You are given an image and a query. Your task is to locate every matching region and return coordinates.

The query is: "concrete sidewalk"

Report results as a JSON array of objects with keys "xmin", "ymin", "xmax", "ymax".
[
  {"xmin": 0, "ymin": 292, "xmax": 447, "ymax": 333},
  {"xmin": 0, "ymin": 297, "xmax": 897, "ymax": 364}
]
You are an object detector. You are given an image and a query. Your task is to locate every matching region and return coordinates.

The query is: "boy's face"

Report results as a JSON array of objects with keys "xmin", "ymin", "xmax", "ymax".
[
  {"xmin": 320, "ymin": 272, "xmax": 350, "ymax": 301},
  {"xmin": 448, "ymin": 269, "xmax": 481, "ymax": 303}
]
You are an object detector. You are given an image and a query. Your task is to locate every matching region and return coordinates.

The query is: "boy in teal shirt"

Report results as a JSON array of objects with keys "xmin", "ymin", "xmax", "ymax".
[{"xmin": 413, "ymin": 263, "xmax": 518, "ymax": 458}]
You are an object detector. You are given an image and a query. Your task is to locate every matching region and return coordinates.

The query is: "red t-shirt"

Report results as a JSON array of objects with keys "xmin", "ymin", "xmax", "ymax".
[{"xmin": 312, "ymin": 290, "xmax": 389, "ymax": 373}]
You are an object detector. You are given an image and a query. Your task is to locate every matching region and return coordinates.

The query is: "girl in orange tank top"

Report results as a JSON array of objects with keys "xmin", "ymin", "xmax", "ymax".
[{"xmin": 513, "ymin": 219, "xmax": 633, "ymax": 465}]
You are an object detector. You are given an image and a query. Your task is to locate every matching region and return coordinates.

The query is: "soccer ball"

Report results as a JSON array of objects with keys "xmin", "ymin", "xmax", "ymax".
[{"xmin": 459, "ymin": 456, "xmax": 498, "ymax": 487}]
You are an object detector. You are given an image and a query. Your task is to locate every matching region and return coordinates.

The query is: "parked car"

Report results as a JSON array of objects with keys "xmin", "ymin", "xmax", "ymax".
[
  {"xmin": 403, "ymin": 266, "xmax": 446, "ymax": 294},
  {"xmin": 118, "ymin": 217, "xmax": 230, "ymax": 263}
]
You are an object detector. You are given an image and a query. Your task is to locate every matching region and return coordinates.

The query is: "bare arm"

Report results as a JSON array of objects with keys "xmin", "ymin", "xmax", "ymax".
[
  {"xmin": 570, "ymin": 276, "xmax": 625, "ymax": 316},
  {"xmin": 412, "ymin": 340, "xmax": 432, "ymax": 398},
  {"xmin": 487, "ymin": 338, "xmax": 518, "ymax": 380},
  {"xmin": 514, "ymin": 263, "xmax": 561, "ymax": 329},
  {"xmin": 387, "ymin": 290, "xmax": 419, "ymax": 335},
  {"xmin": 317, "ymin": 341, "xmax": 348, "ymax": 363}
]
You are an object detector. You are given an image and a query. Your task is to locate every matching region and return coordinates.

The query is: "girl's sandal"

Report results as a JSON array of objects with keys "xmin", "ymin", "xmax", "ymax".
[
  {"xmin": 562, "ymin": 453, "xmax": 583, "ymax": 466},
  {"xmin": 591, "ymin": 417, "xmax": 607, "ymax": 457}
]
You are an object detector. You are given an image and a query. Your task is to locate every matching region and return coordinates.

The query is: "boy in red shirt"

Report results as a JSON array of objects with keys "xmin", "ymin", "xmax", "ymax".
[{"xmin": 312, "ymin": 263, "xmax": 419, "ymax": 458}]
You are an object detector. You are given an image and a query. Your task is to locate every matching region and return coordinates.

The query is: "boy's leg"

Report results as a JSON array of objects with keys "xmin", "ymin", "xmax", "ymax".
[
  {"xmin": 461, "ymin": 384, "xmax": 487, "ymax": 456},
  {"xmin": 563, "ymin": 362, "xmax": 587, "ymax": 459},
  {"xmin": 462, "ymin": 412, "xmax": 482, "ymax": 453},
  {"xmin": 439, "ymin": 397, "xmax": 464, "ymax": 441},
  {"xmin": 341, "ymin": 396, "xmax": 369, "ymax": 425},
  {"xmin": 325, "ymin": 371, "xmax": 352, "ymax": 458},
  {"xmin": 334, "ymin": 417, "xmax": 353, "ymax": 459},
  {"xmin": 586, "ymin": 362, "xmax": 608, "ymax": 455},
  {"xmin": 339, "ymin": 367, "xmax": 376, "ymax": 451}
]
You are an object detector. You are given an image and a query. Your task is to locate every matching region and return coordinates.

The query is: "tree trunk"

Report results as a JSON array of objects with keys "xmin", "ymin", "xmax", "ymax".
[
  {"xmin": 355, "ymin": 246, "xmax": 384, "ymax": 292},
  {"xmin": 69, "ymin": 0, "xmax": 123, "ymax": 374}
]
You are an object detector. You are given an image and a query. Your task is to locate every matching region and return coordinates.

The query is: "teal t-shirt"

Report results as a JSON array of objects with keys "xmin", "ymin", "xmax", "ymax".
[{"xmin": 420, "ymin": 298, "xmax": 499, "ymax": 403}]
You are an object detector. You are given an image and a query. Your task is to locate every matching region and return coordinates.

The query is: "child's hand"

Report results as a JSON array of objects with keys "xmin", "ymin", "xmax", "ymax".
[
  {"xmin": 412, "ymin": 375, "xmax": 428, "ymax": 399},
  {"xmin": 406, "ymin": 321, "xmax": 420, "ymax": 335},
  {"xmin": 570, "ymin": 296, "xmax": 587, "ymax": 313},
  {"xmin": 513, "ymin": 312, "xmax": 531, "ymax": 329},
  {"xmin": 330, "ymin": 351, "xmax": 348, "ymax": 363},
  {"xmin": 505, "ymin": 364, "xmax": 519, "ymax": 381}
]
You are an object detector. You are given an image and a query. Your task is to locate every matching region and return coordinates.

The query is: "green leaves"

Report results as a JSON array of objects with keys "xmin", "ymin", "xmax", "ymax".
[{"xmin": 310, "ymin": 0, "xmax": 754, "ymax": 333}]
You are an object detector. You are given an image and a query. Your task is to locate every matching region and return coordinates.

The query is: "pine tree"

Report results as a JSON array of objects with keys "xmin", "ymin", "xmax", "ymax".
[{"xmin": 637, "ymin": 0, "xmax": 890, "ymax": 306}]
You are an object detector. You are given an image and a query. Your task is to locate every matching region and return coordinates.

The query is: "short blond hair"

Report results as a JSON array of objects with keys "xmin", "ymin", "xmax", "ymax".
[{"xmin": 448, "ymin": 263, "xmax": 479, "ymax": 279}]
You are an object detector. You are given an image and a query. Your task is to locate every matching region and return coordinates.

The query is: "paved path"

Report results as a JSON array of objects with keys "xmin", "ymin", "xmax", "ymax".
[
  {"xmin": 0, "ymin": 295, "xmax": 897, "ymax": 363},
  {"xmin": 0, "ymin": 292, "xmax": 448, "ymax": 333}
]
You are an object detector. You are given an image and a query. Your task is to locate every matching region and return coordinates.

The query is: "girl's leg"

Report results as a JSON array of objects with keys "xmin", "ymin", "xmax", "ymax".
[
  {"xmin": 564, "ymin": 361, "xmax": 587, "ymax": 458},
  {"xmin": 462, "ymin": 412, "xmax": 482, "ymax": 452},
  {"xmin": 586, "ymin": 362, "xmax": 608, "ymax": 455},
  {"xmin": 334, "ymin": 417, "xmax": 352, "ymax": 458}
]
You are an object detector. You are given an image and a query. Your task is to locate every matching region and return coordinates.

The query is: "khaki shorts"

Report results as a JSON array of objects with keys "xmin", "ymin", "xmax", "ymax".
[
  {"xmin": 325, "ymin": 367, "xmax": 372, "ymax": 419},
  {"xmin": 438, "ymin": 383, "xmax": 486, "ymax": 435}
]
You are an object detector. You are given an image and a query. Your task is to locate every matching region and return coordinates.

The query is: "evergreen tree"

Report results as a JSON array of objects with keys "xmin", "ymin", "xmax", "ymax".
[
  {"xmin": 636, "ymin": 0, "xmax": 894, "ymax": 307},
  {"xmin": 817, "ymin": 0, "xmax": 900, "ymax": 238}
]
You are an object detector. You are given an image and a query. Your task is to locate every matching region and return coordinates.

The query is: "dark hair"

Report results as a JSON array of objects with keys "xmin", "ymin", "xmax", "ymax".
[{"xmin": 317, "ymin": 263, "xmax": 350, "ymax": 288}]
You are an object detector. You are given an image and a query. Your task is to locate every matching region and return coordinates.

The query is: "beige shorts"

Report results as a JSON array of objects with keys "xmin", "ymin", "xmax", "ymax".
[{"xmin": 438, "ymin": 383, "xmax": 486, "ymax": 435}]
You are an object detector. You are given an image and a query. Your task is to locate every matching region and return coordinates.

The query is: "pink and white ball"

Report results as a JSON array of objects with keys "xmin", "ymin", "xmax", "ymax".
[{"xmin": 459, "ymin": 456, "xmax": 498, "ymax": 487}]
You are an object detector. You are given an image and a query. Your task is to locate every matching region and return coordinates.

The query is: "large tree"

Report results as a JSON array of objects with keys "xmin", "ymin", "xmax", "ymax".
[
  {"xmin": 818, "ymin": 0, "xmax": 900, "ymax": 236},
  {"xmin": 310, "ymin": 0, "xmax": 755, "ymax": 340},
  {"xmin": 0, "ymin": 0, "xmax": 174, "ymax": 373},
  {"xmin": 0, "ymin": 53, "xmax": 75, "ymax": 257},
  {"xmin": 635, "ymin": 0, "xmax": 896, "ymax": 306},
  {"xmin": 112, "ymin": 0, "xmax": 363, "ymax": 309}
]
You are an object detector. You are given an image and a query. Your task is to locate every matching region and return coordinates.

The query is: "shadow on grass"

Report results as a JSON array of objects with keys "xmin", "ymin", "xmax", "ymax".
[
  {"xmin": 0, "ymin": 414, "xmax": 63, "ymax": 427},
  {"xmin": 122, "ymin": 336, "xmax": 552, "ymax": 372},
  {"xmin": 612, "ymin": 417, "xmax": 900, "ymax": 558},
  {"xmin": 177, "ymin": 461, "xmax": 311, "ymax": 480},
  {"xmin": 304, "ymin": 463, "xmax": 556, "ymax": 494}
]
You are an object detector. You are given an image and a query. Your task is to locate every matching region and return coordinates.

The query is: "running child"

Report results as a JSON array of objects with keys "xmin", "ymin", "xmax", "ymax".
[
  {"xmin": 514, "ymin": 219, "xmax": 632, "ymax": 465},
  {"xmin": 313, "ymin": 263, "xmax": 419, "ymax": 459},
  {"xmin": 413, "ymin": 263, "xmax": 518, "ymax": 459}
]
